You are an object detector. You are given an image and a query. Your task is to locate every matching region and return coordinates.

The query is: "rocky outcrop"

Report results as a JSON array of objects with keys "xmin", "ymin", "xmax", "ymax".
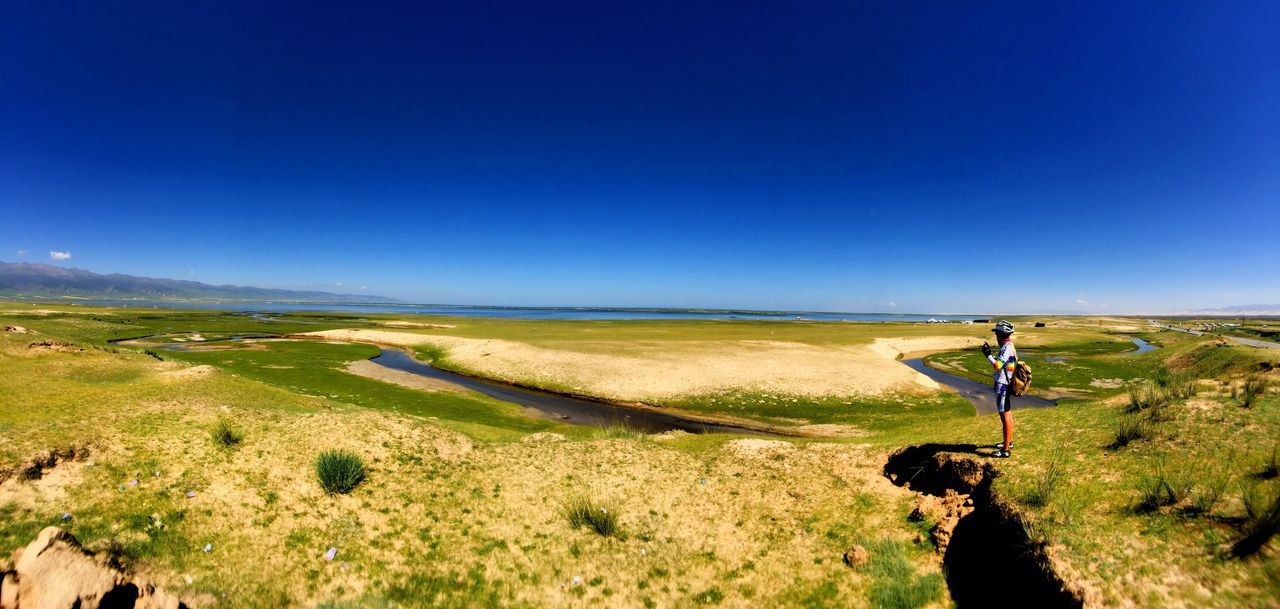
[{"xmin": 0, "ymin": 528, "xmax": 185, "ymax": 609}]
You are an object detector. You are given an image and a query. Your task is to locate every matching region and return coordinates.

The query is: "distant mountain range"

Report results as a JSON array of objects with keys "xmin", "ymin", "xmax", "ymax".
[
  {"xmin": 0, "ymin": 262, "xmax": 398, "ymax": 303},
  {"xmin": 1183, "ymin": 304, "xmax": 1280, "ymax": 316}
]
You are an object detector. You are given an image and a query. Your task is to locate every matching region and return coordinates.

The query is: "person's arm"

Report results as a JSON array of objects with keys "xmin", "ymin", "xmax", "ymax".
[{"xmin": 990, "ymin": 344, "xmax": 1015, "ymax": 374}]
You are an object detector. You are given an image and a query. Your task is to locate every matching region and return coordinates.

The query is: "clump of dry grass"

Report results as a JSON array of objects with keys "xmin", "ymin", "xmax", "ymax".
[
  {"xmin": 1240, "ymin": 374, "xmax": 1268, "ymax": 408},
  {"xmin": 210, "ymin": 417, "xmax": 243, "ymax": 447},
  {"xmin": 563, "ymin": 495, "xmax": 620, "ymax": 537}
]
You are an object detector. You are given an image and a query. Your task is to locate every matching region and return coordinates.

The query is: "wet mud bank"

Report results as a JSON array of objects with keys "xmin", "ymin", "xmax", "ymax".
[{"xmin": 884, "ymin": 444, "xmax": 1083, "ymax": 609}]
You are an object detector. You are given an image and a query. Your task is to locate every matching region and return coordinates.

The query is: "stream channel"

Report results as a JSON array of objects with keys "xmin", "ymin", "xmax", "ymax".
[{"xmin": 900, "ymin": 337, "xmax": 1158, "ymax": 415}]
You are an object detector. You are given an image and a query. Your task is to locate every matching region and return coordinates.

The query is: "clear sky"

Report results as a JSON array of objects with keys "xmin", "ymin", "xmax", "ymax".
[{"xmin": 3, "ymin": 2, "xmax": 1278, "ymax": 313}]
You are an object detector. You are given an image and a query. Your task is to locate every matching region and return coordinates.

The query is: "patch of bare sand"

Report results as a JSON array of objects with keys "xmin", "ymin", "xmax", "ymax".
[
  {"xmin": 383, "ymin": 321, "xmax": 456, "ymax": 329},
  {"xmin": 161, "ymin": 364, "xmax": 216, "ymax": 381},
  {"xmin": 722, "ymin": 438, "xmax": 795, "ymax": 456},
  {"xmin": 0, "ymin": 459, "xmax": 87, "ymax": 509},
  {"xmin": 790, "ymin": 423, "xmax": 866, "ymax": 438},
  {"xmin": 302, "ymin": 329, "xmax": 984, "ymax": 400},
  {"xmin": 0, "ymin": 309, "xmax": 98, "ymax": 316},
  {"xmin": 344, "ymin": 359, "xmax": 464, "ymax": 393},
  {"xmin": 520, "ymin": 432, "xmax": 566, "ymax": 443},
  {"xmin": 867, "ymin": 336, "xmax": 985, "ymax": 359}
]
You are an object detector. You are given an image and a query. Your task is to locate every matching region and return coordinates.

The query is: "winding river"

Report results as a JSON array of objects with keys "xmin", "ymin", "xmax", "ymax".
[
  {"xmin": 114, "ymin": 332, "xmax": 1162, "ymax": 428},
  {"xmin": 369, "ymin": 348, "xmax": 776, "ymax": 435},
  {"xmin": 904, "ymin": 335, "xmax": 1161, "ymax": 415},
  {"xmin": 114, "ymin": 334, "xmax": 778, "ymax": 435}
]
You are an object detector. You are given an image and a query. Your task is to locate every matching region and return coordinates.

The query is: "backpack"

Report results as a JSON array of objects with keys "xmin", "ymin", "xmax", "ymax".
[{"xmin": 1012, "ymin": 361, "xmax": 1033, "ymax": 396}]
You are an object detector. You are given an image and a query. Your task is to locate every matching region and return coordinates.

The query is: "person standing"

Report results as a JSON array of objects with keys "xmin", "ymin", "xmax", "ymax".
[{"xmin": 981, "ymin": 320, "xmax": 1018, "ymax": 458}]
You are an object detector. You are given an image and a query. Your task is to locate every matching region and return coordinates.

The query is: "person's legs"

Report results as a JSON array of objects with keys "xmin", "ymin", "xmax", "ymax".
[
  {"xmin": 994, "ymin": 384, "xmax": 1014, "ymax": 456},
  {"xmin": 1000, "ymin": 410, "xmax": 1013, "ymax": 452}
]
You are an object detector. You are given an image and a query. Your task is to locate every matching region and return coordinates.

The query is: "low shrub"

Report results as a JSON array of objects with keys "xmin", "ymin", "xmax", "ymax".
[
  {"xmin": 210, "ymin": 418, "xmax": 243, "ymax": 447},
  {"xmin": 144, "ymin": 349, "xmax": 164, "ymax": 361},
  {"xmin": 315, "ymin": 450, "xmax": 367, "ymax": 494},
  {"xmin": 563, "ymin": 496, "xmax": 620, "ymax": 537}
]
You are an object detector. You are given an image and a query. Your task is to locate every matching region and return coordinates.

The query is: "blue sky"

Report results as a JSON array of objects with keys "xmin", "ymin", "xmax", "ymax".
[{"xmin": 3, "ymin": 2, "xmax": 1278, "ymax": 313}]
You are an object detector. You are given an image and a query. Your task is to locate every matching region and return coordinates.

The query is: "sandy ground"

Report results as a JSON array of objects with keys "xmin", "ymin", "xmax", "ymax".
[
  {"xmin": 382, "ymin": 321, "xmax": 456, "ymax": 329},
  {"xmin": 343, "ymin": 359, "xmax": 465, "ymax": 393},
  {"xmin": 300, "ymin": 329, "xmax": 984, "ymax": 400}
]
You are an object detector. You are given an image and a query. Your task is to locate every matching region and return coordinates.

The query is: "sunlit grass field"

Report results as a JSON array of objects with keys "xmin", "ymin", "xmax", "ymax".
[{"xmin": 1, "ymin": 303, "xmax": 1278, "ymax": 607}]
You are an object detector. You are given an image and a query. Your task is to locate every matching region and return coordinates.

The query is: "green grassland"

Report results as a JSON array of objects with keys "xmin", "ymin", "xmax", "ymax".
[{"xmin": 2, "ymin": 304, "xmax": 1279, "ymax": 607}]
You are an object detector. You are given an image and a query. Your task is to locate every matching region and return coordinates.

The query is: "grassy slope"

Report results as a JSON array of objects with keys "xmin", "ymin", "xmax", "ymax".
[{"xmin": 1, "ymin": 305, "xmax": 1278, "ymax": 607}]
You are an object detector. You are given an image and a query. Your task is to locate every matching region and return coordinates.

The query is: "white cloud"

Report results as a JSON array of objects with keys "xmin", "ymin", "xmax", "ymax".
[
  {"xmin": 335, "ymin": 282, "xmax": 344, "ymax": 287},
  {"xmin": 359, "ymin": 285, "xmax": 367, "ymax": 291},
  {"xmin": 887, "ymin": 301, "xmax": 897, "ymax": 308},
  {"xmin": 1075, "ymin": 298, "xmax": 1088, "ymax": 305},
  {"xmin": 49, "ymin": 250, "xmax": 72, "ymax": 261},
  {"xmin": 16, "ymin": 249, "xmax": 27, "ymax": 257}
]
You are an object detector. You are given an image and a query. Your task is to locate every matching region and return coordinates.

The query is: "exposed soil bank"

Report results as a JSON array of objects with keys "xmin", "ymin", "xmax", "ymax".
[{"xmin": 884, "ymin": 444, "xmax": 1083, "ymax": 609}]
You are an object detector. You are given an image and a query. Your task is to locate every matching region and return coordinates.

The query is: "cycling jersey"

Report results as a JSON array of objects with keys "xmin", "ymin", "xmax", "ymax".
[{"xmin": 988, "ymin": 341, "xmax": 1017, "ymax": 386}]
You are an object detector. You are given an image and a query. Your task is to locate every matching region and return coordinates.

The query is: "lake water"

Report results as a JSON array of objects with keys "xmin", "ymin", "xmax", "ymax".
[{"xmin": 57, "ymin": 299, "xmax": 988, "ymax": 322}]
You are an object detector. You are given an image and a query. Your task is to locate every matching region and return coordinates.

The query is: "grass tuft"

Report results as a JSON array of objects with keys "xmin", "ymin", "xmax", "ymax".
[
  {"xmin": 1135, "ymin": 465, "xmax": 1192, "ymax": 513},
  {"xmin": 1108, "ymin": 416, "xmax": 1152, "ymax": 450},
  {"xmin": 1127, "ymin": 383, "xmax": 1169, "ymax": 413},
  {"xmin": 315, "ymin": 449, "xmax": 367, "ymax": 494},
  {"xmin": 210, "ymin": 418, "xmax": 243, "ymax": 447},
  {"xmin": 1154, "ymin": 369, "xmax": 1196, "ymax": 400},
  {"xmin": 860, "ymin": 537, "xmax": 944, "ymax": 609},
  {"xmin": 1259, "ymin": 444, "xmax": 1279, "ymax": 480},
  {"xmin": 591, "ymin": 424, "xmax": 649, "ymax": 441},
  {"xmin": 1241, "ymin": 374, "xmax": 1268, "ymax": 408},
  {"xmin": 562, "ymin": 495, "xmax": 620, "ymax": 537},
  {"xmin": 1233, "ymin": 482, "xmax": 1280, "ymax": 557},
  {"xmin": 1026, "ymin": 452, "xmax": 1068, "ymax": 508},
  {"xmin": 1188, "ymin": 456, "xmax": 1233, "ymax": 516}
]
